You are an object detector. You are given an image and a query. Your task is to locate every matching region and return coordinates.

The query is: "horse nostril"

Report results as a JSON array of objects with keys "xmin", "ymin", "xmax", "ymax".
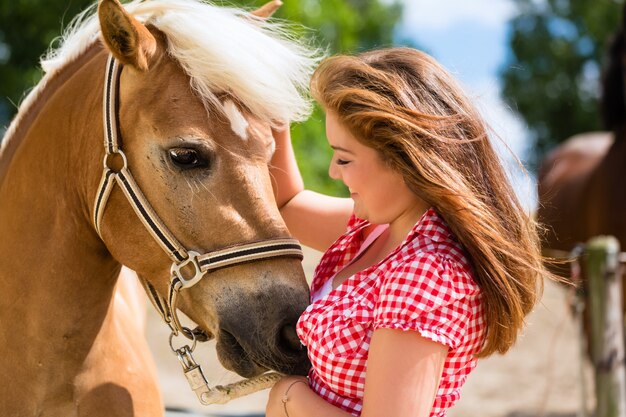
[{"xmin": 278, "ymin": 323, "xmax": 303, "ymax": 354}]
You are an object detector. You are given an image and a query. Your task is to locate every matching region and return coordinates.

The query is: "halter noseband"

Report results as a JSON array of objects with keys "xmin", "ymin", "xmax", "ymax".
[{"xmin": 93, "ymin": 55, "xmax": 304, "ymax": 338}]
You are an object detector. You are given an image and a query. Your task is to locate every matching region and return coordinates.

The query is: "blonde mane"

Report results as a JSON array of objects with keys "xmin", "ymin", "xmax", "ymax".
[{"xmin": 42, "ymin": 0, "xmax": 319, "ymax": 124}]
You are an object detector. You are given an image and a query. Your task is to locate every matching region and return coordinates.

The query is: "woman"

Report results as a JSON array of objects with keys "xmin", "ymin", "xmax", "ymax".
[{"xmin": 266, "ymin": 47, "xmax": 546, "ymax": 417}]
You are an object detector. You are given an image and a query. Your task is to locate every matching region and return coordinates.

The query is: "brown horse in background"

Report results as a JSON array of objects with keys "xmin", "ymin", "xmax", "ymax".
[
  {"xmin": 0, "ymin": 0, "xmax": 315, "ymax": 415},
  {"xmin": 537, "ymin": 5, "xmax": 626, "ymax": 355},
  {"xmin": 537, "ymin": 9, "xmax": 626, "ymax": 262}
]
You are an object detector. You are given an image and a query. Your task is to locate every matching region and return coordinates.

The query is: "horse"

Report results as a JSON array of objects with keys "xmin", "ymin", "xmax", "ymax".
[
  {"xmin": 0, "ymin": 0, "xmax": 318, "ymax": 415},
  {"xmin": 537, "ymin": 5, "xmax": 626, "ymax": 335},
  {"xmin": 537, "ymin": 6, "xmax": 626, "ymax": 263},
  {"xmin": 537, "ymin": 131, "xmax": 618, "ymax": 255}
]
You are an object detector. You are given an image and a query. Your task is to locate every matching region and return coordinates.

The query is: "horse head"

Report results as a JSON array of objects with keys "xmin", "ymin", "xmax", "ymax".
[{"xmin": 93, "ymin": 0, "xmax": 313, "ymax": 378}]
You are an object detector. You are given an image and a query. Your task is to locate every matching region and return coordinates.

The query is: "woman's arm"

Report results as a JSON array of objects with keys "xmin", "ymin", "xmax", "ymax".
[
  {"xmin": 361, "ymin": 328, "xmax": 448, "ymax": 416},
  {"xmin": 270, "ymin": 126, "xmax": 306, "ymax": 209},
  {"xmin": 270, "ymin": 127, "xmax": 353, "ymax": 251},
  {"xmin": 266, "ymin": 376, "xmax": 354, "ymax": 417},
  {"xmin": 266, "ymin": 328, "xmax": 447, "ymax": 417}
]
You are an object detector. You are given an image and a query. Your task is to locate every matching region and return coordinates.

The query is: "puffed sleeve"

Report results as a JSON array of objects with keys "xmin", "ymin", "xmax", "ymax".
[{"xmin": 372, "ymin": 252, "xmax": 480, "ymax": 350}]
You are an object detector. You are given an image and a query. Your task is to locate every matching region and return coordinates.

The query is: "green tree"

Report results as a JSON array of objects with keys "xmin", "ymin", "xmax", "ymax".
[
  {"xmin": 0, "ymin": 0, "xmax": 94, "ymax": 130},
  {"xmin": 244, "ymin": 0, "xmax": 404, "ymax": 195},
  {"xmin": 0, "ymin": 0, "xmax": 403, "ymax": 196},
  {"xmin": 501, "ymin": 0, "xmax": 622, "ymax": 166}
]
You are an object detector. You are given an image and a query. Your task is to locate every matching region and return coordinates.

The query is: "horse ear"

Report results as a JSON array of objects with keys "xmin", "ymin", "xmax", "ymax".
[
  {"xmin": 98, "ymin": 0, "xmax": 156, "ymax": 71},
  {"xmin": 251, "ymin": 0, "xmax": 283, "ymax": 18}
]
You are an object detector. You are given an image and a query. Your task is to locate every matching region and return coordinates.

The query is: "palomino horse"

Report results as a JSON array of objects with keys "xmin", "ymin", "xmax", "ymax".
[{"xmin": 0, "ymin": 0, "xmax": 318, "ymax": 415}]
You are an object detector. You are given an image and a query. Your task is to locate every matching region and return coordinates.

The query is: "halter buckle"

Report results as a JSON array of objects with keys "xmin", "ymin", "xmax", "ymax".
[
  {"xmin": 171, "ymin": 250, "xmax": 204, "ymax": 288},
  {"xmin": 103, "ymin": 150, "xmax": 128, "ymax": 173}
]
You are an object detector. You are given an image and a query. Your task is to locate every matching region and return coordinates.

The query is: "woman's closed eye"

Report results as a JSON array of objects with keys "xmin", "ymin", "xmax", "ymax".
[{"xmin": 336, "ymin": 158, "xmax": 351, "ymax": 165}]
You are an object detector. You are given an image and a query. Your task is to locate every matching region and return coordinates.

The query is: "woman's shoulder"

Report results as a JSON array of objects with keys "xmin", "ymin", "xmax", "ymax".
[
  {"xmin": 370, "ymin": 209, "xmax": 478, "ymax": 301},
  {"xmin": 385, "ymin": 249, "xmax": 477, "ymax": 293},
  {"xmin": 397, "ymin": 209, "xmax": 472, "ymax": 270}
]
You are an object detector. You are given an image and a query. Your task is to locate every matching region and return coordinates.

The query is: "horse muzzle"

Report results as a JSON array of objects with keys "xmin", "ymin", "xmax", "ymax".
[
  {"xmin": 209, "ymin": 272, "xmax": 311, "ymax": 378},
  {"xmin": 215, "ymin": 322, "xmax": 310, "ymax": 378}
]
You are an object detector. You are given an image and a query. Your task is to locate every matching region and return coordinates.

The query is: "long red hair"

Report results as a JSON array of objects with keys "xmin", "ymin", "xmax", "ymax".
[{"xmin": 311, "ymin": 47, "xmax": 548, "ymax": 356}]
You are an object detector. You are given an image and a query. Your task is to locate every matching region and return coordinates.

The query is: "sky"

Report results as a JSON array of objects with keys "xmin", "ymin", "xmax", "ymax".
[{"xmin": 395, "ymin": 0, "xmax": 537, "ymax": 210}]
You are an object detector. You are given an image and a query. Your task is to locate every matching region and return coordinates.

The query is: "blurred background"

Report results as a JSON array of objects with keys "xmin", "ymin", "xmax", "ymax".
[
  {"xmin": 1, "ymin": 0, "xmax": 622, "ymax": 205},
  {"xmin": 1, "ymin": 0, "xmax": 622, "ymax": 416}
]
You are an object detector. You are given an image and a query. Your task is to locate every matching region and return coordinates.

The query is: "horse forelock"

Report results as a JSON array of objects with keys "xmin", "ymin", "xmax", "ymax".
[{"xmin": 39, "ymin": 0, "xmax": 321, "ymax": 126}]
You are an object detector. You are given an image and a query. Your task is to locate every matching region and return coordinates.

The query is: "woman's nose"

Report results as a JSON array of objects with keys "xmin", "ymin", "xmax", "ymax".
[{"xmin": 328, "ymin": 160, "xmax": 339, "ymax": 180}]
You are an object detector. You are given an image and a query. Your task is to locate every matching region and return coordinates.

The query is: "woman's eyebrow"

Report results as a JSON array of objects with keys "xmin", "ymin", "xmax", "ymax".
[{"xmin": 330, "ymin": 145, "xmax": 355, "ymax": 154}]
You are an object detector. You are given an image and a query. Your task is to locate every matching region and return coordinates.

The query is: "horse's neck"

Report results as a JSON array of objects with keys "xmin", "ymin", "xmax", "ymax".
[
  {"xmin": 596, "ymin": 126, "xmax": 626, "ymax": 173},
  {"xmin": 0, "ymin": 43, "xmax": 119, "ymax": 350},
  {"xmin": 612, "ymin": 125, "xmax": 626, "ymax": 155},
  {"xmin": 1, "ymin": 42, "xmax": 103, "ymax": 187}
]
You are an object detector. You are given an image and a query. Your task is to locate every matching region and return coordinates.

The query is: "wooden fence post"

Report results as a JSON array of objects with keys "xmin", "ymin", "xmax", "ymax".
[{"xmin": 585, "ymin": 235, "xmax": 626, "ymax": 417}]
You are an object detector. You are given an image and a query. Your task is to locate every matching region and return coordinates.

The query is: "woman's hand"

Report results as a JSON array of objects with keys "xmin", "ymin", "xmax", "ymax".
[
  {"xmin": 268, "ymin": 125, "xmax": 353, "ymax": 251},
  {"xmin": 266, "ymin": 375, "xmax": 355, "ymax": 417},
  {"xmin": 266, "ymin": 376, "xmax": 310, "ymax": 417},
  {"xmin": 269, "ymin": 125, "xmax": 304, "ymax": 210}
]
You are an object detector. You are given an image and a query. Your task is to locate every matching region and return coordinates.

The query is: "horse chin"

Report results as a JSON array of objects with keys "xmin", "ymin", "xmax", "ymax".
[
  {"xmin": 190, "ymin": 326, "xmax": 212, "ymax": 342},
  {"xmin": 215, "ymin": 330, "xmax": 268, "ymax": 378},
  {"xmin": 215, "ymin": 329, "xmax": 311, "ymax": 378}
]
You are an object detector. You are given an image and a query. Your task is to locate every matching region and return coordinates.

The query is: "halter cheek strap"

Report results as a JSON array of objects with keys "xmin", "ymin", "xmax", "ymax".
[
  {"xmin": 94, "ymin": 56, "xmax": 189, "ymax": 262},
  {"xmin": 93, "ymin": 54, "xmax": 304, "ymax": 337}
]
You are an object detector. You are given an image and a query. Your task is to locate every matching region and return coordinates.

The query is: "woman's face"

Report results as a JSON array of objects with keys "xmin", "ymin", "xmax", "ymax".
[{"xmin": 325, "ymin": 111, "xmax": 424, "ymax": 225}]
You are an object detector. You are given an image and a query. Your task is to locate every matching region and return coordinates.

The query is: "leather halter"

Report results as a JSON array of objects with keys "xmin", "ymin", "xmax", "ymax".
[{"xmin": 93, "ymin": 54, "xmax": 304, "ymax": 338}]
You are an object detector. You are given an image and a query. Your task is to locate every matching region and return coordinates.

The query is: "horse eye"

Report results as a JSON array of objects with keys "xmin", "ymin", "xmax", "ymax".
[{"xmin": 168, "ymin": 148, "xmax": 208, "ymax": 169}]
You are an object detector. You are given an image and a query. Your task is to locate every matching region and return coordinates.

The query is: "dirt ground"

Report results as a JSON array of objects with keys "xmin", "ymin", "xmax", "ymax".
[{"xmin": 148, "ymin": 247, "xmax": 595, "ymax": 417}]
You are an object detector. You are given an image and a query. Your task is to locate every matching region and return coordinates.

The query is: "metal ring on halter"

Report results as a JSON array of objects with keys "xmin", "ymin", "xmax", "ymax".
[
  {"xmin": 169, "ymin": 327, "xmax": 197, "ymax": 353},
  {"xmin": 171, "ymin": 250, "xmax": 203, "ymax": 288},
  {"xmin": 103, "ymin": 149, "xmax": 128, "ymax": 172}
]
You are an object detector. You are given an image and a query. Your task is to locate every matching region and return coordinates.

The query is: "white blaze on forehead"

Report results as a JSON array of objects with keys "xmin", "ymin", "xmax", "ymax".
[{"xmin": 223, "ymin": 99, "xmax": 249, "ymax": 140}]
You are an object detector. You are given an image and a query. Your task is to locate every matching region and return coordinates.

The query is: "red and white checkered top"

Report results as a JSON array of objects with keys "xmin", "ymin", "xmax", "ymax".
[{"xmin": 296, "ymin": 208, "xmax": 485, "ymax": 416}]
